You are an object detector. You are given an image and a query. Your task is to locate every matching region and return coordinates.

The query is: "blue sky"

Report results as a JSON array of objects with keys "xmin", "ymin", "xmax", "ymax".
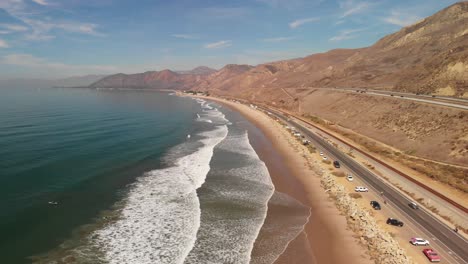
[{"xmin": 0, "ymin": 0, "xmax": 461, "ymax": 79}]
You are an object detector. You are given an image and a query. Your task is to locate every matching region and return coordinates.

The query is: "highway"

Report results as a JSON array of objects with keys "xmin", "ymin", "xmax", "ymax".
[
  {"xmin": 297, "ymin": 87, "xmax": 468, "ymax": 110},
  {"xmin": 262, "ymin": 106, "xmax": 468, "ymax": 263}
]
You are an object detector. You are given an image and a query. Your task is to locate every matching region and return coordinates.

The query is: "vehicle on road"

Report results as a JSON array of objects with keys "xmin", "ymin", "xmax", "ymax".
[
  {"xmin": 423, "ymin": 248, "xmax": 441, "ymax": 262},
  {"xmin": 355, "ymin": 186, "xmax": 369, "ymax": 192},
  {"xmin": 347, "ymin": 174, "xmax": 353, "ymax": 181},
  {"xmin": 409, "ymin": 202, "xmax": 419, "ymax": 209},
  {"xmin": 370, "ymin": 201, "xmax": 381, "ymax": 210},
  {"xmin": 387, "ymin": 218, "xmax": 404, "ymax": 227},
  {"xmin": 410, "ymin": 238, "xmax": 430, "ymax": 246},
  {"xmin": 333, "ymin": 160, "xmax": 340, "ymax": 168}
]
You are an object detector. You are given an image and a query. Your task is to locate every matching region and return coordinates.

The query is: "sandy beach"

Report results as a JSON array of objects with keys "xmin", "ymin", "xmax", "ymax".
[{"xmin": 194, "ymin": 95, "xmax": 372, "ymax": 264}]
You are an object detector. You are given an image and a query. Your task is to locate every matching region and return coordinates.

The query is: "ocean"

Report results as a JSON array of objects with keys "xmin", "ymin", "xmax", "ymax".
[{"xmin": 0, "ymin": 88, "xmax": 309, "ymax": 263}]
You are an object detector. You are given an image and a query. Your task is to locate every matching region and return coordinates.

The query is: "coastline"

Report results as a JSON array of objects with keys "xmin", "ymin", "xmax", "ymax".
[{"xmin": 194, "ymin": 95, "xmax": 372, "ymax": 264}]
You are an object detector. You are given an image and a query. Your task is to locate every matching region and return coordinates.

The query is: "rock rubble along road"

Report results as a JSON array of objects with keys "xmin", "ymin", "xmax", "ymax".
[{"xmin": 263, "ymin": 106, "xmax": 468, "ymax": 264}]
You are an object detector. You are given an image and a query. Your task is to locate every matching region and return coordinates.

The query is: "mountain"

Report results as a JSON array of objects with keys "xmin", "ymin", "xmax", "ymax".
[
  {"xmin": 89, "ymin": 70, "xmax": 203, "ymax": 90},
  {"xmin": 89, "ymin": 65, "xmax": 251, "ymax": 90},
  {"xmin": 54, "ymin": 75, "xmax": 108, "ymax": 87},
  {"xmin": 193, "ymin": 2, "xmax": 467, "ymax": 97},
  {"xmin": 89, "ymin": 2, "xmax": 467, "ymax": 96},
  {"xmin": 177, "ymin": 66, "xmax": 217, "ymax": 75}
]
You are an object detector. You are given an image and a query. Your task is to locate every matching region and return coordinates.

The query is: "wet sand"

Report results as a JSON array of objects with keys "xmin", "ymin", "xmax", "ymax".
[{"xmin": 197, "ymin": 96, "xmax": 372, "ymax": 264}]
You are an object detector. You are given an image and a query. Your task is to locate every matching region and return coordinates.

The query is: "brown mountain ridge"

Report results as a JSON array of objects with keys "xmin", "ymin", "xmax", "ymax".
[{"xmin": 90, "ymin": 2, "xmax": 468, "ymax": 96}]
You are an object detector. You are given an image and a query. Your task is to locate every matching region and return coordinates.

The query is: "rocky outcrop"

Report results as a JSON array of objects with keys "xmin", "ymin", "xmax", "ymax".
[{"xmin": 320, "ymin": 173, "xmax": 412, "ymax": 264}]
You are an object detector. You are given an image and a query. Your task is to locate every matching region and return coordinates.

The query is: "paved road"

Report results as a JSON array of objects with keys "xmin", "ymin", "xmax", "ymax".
[
  {"xmin": 364, "ymin": 91, "xmax": 468, "ymax": 110},
  {"xmin": 298, "ymin": 87, "xmax": 468, "ymax": 110},
  {"xmin": 263, "ymin": 107, "xmax": 468, "ymax": 263}
]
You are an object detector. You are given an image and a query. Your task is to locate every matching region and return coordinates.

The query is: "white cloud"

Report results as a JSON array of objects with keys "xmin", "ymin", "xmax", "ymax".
[
  {"xmin": 0, "ymin": 0, "xmax": 104, "ymax": 41},
  {"xmin": 384, "ymin": 10, "xmax": 421, "ymax": 27},
  {"xmin": 171, "ymin": 34, "xmax": 198, "ymax": 39},
  {"xmin": 262, "ymin": 36, "xmax": 294, "ymax": 42},
  {"xmin": 339, "ymin": 0, "xmax": 370, "ymax": 18},
  {"xmin": 0, "ymin": 39, "xmax": 9, "ymax": 48},
  {"xmin": 21, "ymin": 18, "xmax": 105, "ymax": 40},
  {"xmin": 1, "ymin": 53, "xmax": 117, "ymax": 72},
  {"xmin": 32, "ymin": 0, "xmax": 49, "ymax": 6},
  {"xmin": 329, "ymin": 28, "xmax": 365, "ymax": 42},
  {"xmin": 289, "ymin": 17, "xmax": 320, "ymax": 29},
  {"xmin": 0, "ymin": 24, "xmax": 29, "ymax": 32},
  {"xmin": 204, "ymin": 40, "xmax": 232, "ymax": 49}
]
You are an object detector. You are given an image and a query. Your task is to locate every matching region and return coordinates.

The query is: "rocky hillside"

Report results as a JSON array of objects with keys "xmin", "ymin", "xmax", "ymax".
[
  {"xmin": 89, "ymin": 69, "xmax": 203, "ymax": 90},
  {"xmin": 89, "ymin": 2, "xmax": 467, "ymax": 95},
  {"xmin": 176, "ymin": 66, "xmax": 217, "ymax": 75},
  {"xmin": 193, "ymin": 2, "xmax": 467, "ymax": 97}
]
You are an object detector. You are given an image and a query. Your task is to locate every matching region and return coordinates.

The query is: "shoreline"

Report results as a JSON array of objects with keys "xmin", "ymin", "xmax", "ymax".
[{"xmin": 195, "ymin": 95, "xmax": 372, "ymax": 264}]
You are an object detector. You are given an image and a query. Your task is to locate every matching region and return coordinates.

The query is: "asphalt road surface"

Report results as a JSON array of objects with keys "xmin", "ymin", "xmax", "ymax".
[{"xmin": 263, "ymin": 106, "xmax": 468, "ymax": 263}]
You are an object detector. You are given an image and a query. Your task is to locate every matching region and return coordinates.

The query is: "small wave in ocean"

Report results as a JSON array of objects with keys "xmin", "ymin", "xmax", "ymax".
[
  {"xmin": 93, "ymin": 101, "xmax": 228, "ymax": 264},
  {"xmin": 183, "ymin": 129, "xmax": 275, "ymax": 263},
  {"xmin": 28, "ymin": 96, "xmax": 310, "ymax": 264}
]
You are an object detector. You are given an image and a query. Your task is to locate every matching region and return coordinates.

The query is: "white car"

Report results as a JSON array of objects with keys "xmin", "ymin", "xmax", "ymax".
[
  {"xmin": 410, "ymin": 237, "xmax": 430, "ymax": 246},
  {"xmin": 320, "ymin": 152, "xmax": 324, "ymax": 156},
  {"xmin": 347, "ymin": 174, "xmax": 353, "ymax": 181},
  {"xmin": 322, "ymin": 156, "xmax": 327, "ymax": 160},
  {"xmin": 355, "ymin": 186, "xmax": 369, "ymax": 192}
]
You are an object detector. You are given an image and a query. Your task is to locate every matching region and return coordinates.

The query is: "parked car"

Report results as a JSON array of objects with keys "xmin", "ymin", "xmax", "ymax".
[
  {"xmin": 409, "ymin": 202, "xmax": 419, "ymax": 209},
  {"xmin": 319, "ymin": 152, "xmax": 324, "ymax": 156},
  {"xmin": 355, "ymin": 186, "xmax": 369, "ymax": 192},
  {"xmin": 423, "ymin": 248, "xmax": 441, "ymax": 262},
  {"xmin": 322, "ymin": 156, "xmax": 328, "ymax": 160},
  {"xmin": 333, "ymin": 160, "xmax": 340, "ymax": 168},
  {"xmin": 410, "ymin": 238, "xmax": 429, "ymax": 246},
  {"xmin": 347, "ymin": 174, "xmax": 353, "ymax": 181},
  {"xmin": 387, "ymin": 218, "xmax": 404, "ymax": 227},
  {"xmin": 370, "ymin": 201, "xmax": 381, "ymax": 210}
]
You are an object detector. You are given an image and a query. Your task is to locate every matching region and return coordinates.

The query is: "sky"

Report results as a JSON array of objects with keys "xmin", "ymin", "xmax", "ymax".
[{"xmin": 0, "ymin": 0, "xmax": 462, "ymax": 79}]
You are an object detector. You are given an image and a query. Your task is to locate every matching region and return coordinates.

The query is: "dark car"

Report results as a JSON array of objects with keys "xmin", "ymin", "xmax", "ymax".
[
  {"xmin": 370, "ymin": 201, "xmax": 381, "ymax": 210},
  {"xmin": 333, "ymin": 161, "xmax": 340, "ymax": 168},
  {"xmin": 387, "ymin": 218, "xmax": 404, "ymax": 227}
]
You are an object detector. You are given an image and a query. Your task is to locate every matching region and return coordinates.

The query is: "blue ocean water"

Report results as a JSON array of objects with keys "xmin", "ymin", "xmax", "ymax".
[
  {"xmin": 0, "ymin": 88, "xmax": 197, "ymax": 263},
  {"xmin": 0, "ymin": 88, "xmax": 310, "ymax": 264}
]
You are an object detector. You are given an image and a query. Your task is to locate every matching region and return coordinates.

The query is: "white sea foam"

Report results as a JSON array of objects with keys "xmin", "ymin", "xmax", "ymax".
[
  {"xmin": 183, "ymin": 130, "xmax": 274, "ymax": 264},
  {"xmin": 94, "ymin": 125, "xmax": 228, "ymax": 264},
  {"xmin": 196, "ymin": 105, "xmax": 227, "ymax": 125}
]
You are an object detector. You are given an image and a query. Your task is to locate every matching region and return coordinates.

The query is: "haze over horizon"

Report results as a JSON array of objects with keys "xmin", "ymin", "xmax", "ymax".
[{"xmin": 0, "ymin": 0, "xmax": 462, "ymax": 79}]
